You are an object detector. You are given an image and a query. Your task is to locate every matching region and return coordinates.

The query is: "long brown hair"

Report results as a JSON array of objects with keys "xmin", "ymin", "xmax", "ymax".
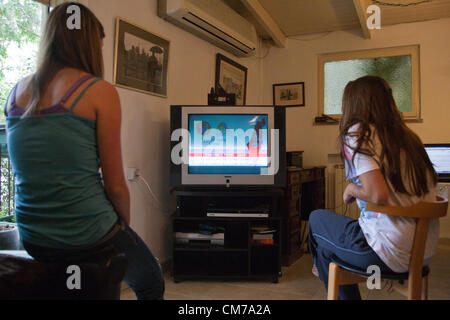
[
  {"xmin": 339, "ymin": 76, "xmax": 437, "ymax": 197},
  {"xmin": 24, "ymin": 1, "xmax": 105, "ymax": 116}
]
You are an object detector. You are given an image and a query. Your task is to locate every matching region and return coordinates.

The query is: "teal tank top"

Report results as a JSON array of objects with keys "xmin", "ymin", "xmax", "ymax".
[{"xmin": 5, "ymin": 76, "xmax": 118, "ymax": 249}]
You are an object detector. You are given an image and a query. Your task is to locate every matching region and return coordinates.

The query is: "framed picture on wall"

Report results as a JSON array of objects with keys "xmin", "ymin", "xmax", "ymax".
[
  {"xmin": 215, "ymin": 53, "xmax": 247, "ymax": 105},
  {"xmin": 114, "ymin": 17, "xmax": 170, "ymax": 97},
  {"xmin": 273, "ymin": 82, "xmax": 305, "ymax": 107}
]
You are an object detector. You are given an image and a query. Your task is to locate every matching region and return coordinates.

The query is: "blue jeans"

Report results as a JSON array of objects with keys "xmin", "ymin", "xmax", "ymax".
[
  {"xmin": 308, "ymin": 209, "xmax": 393, "ymax": 300},
  {"xmin": 23, "ymin": 220, "xmax": 165, "ymax": 300}
]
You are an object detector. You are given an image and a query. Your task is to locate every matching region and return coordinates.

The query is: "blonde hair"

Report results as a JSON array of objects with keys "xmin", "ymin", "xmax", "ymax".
[{"xmin": 24, "ymin": 1, "xmax": 105, "ymax": 116}]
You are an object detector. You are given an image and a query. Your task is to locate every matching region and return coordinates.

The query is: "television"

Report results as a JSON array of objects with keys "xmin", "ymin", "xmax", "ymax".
[
  {"xmin": 424, "ymin": 144, "xmax": 450, "ymax": 182},
  {"xmin": 170, "ymin": 105, "xmax": 286, "ymax": 188}
]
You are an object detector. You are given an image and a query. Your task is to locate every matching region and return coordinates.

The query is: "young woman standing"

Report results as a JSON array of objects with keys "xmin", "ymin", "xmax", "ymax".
[{"xmin": 5, "ymin": 2, "xmax": 164, "ymax": 299}]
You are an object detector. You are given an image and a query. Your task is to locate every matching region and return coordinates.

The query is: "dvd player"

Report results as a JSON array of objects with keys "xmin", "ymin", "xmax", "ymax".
[{"xmin": 206, "ymin": 209, "xmax": 269, "ymax": 218}]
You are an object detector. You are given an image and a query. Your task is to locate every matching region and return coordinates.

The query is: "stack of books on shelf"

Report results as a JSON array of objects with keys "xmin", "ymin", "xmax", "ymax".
[{"xmin": 251, "ymin": 226, "xmax": 276, "ymax": 245}]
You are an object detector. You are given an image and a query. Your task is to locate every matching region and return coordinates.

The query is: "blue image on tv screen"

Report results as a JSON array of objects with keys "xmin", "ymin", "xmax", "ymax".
[{"xmin": 188, "ymin": 114, "xmax": 269, "ymax": 174}]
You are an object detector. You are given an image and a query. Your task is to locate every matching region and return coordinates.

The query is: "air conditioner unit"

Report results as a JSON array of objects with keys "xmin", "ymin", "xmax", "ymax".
[{"xmin": 158, "ymin": 0, "xmax": 258, "ymax": 57}]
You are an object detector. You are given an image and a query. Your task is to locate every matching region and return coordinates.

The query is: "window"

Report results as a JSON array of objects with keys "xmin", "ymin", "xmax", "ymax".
[
  {"xmin": 318, "ymin": 45, "xmax": 420, "ymax": 121},
  {"xmin": 0, "ymin": 0, "xmax": 46, "ymax": 122},
  {"xmin": 0, "ymin": 0, "xmax": 47, "ymax": 221}
]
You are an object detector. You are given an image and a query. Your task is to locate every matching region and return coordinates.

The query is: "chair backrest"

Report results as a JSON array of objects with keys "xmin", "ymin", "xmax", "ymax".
[
  {"xmin": 366, "ymin": 196, "xmax": 448, "ymax": 299},
  {"xmin": 366, "ymin": 196, "xmax": 448, "ymax": 219}
]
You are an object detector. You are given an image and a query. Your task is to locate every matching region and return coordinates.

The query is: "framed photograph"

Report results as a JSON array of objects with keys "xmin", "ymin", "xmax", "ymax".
[
  {"xmin": 273, "ymin": 82, "xmax": 305, "ymax": 107},
  {"xmin": 215, "ymin": 53, "xmax": 247, "ymax": 105},
  {"xmin": 114, "ymin": 17, "xmax": 170, "ymax": 97}
]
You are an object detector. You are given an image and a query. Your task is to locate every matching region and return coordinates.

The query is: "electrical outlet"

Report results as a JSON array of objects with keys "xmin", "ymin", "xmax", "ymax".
[{"xmin": 126, "ymin": 167, "xmax": 139, "ymax": 181}]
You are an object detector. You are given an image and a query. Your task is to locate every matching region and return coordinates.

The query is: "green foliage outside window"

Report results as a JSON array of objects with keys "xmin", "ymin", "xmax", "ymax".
[
  {"xmin": 0, "ymin": 0, "xmax": 43, "ymax": 122},
  {"xmin": 0, "ymin": 152, "xmax": 15, "ymax": 220},
  {"xmin": 0, "ymin": 0, "xmax": 44, "ymax": 218}
]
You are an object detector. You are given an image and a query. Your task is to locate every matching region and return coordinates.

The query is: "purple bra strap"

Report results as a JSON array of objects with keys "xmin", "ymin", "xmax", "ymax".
[
  {"xmin": 10, "ymin": 82, "xmax": 19, "ymax": 105},
  {"xmin": 59, "ymin": 74, "xmax": 94, "ymax": 104},
  {"xmin": 4, "ymin": 83, "xmax": 20, "ymax": 117}
]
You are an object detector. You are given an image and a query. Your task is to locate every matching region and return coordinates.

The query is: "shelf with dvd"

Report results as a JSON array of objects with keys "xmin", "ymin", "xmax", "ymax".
[
  {"xmin": 173, "ymin": 218, "xmax": 248, "ymax": 250},
  {"xmin": 173, "ymin": 246, "xmax": 248, "ymax": 252},
  {"xmin": 172, "ymin": 188, "xmax": 282, "ymax": 283},
  {"xmin": 250, "ymin": 222, "xmax": 279, "ymax": 246}
]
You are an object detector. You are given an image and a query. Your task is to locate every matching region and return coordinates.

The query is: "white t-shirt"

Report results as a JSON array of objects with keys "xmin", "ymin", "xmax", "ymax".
[{"xmin": 344, "ymin": 124, "xmax": 439, "ymax": 273}]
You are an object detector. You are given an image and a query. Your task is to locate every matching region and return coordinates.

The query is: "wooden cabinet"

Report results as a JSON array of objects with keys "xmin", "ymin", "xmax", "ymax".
[
  {"xmin": 170, "ymin": 166, "xmax": 326, "ymax": 277},
  {"xmin": 280, "ymin": 166, "xmax": 326, "ymax": 266},
  {"xmin": 172, "ymin": 188, "xmax": 283, "ymax": 283}
]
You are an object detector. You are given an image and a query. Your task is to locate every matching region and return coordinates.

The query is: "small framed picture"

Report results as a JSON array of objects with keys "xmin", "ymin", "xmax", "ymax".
[
  {"xmin": 114, "ymin": 17, "xmax": 170, "ymax": 97},
  {"xmin": 215, "ymin": 53, "xmax": 247, "ymax": 105},
  {"xmin": 273, "ymin": 82, "xmax": 305, "ymax": 107}
]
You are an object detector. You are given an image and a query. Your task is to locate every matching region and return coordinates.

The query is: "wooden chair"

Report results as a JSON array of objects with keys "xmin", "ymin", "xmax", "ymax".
[{"xmin": 327, "ymin": 196, "xmax": 448, "ymax": 300}]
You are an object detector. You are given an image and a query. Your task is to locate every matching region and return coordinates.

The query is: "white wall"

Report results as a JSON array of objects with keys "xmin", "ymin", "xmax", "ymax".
[
  {"xmin": 86, "ymin": 0, "xmax": 450, "ymax": 262},
  {"xmin": 261, "ymin": 18, "xmax": 450, "ymax": 237},
  {"xmin": 88, "ymin": 0, "xmax": 264, "ymax": 263}
]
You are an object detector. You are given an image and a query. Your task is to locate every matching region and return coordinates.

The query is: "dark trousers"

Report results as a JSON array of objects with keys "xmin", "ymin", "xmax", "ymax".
[
  {"xmin": 308, "ymin": 209, "xmax": 393, "ymax": 300},
  {"xmin": 23, "ymin": 220, "xmax": 165, "ymax": 300}
]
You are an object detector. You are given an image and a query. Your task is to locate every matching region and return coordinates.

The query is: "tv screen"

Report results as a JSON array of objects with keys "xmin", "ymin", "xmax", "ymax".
[
  {"xmin": 170, "ymin": 105, "xmax": 286, "ymax": 188},
  {"xmin": 188, "ymin": 114, "xmax": 269, "ymax": 174}
]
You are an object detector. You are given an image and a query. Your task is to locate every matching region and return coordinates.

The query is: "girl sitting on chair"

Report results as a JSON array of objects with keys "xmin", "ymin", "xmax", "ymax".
[{"xmin": 308, "ymin": 76, "xmax": 438, "ymax": 300}]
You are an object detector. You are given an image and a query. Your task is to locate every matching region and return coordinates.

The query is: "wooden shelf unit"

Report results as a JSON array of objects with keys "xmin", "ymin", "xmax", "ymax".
[
  {"xmin": 280, "ymin": 166, "xmax": 326, "ymax": 266},
  {"xmin": 171, "ymin": 188, "xmax": 282, "ymax": 283}
]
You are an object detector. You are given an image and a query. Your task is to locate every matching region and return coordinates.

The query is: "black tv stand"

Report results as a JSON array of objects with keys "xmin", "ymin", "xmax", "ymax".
[{"xmin": 171, "ymin": 187, "xmax": 282, "ymax": 283}]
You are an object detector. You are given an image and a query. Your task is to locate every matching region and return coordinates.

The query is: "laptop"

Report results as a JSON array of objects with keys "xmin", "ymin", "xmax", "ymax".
[{"xmin": 424, "ymin": 144, "xmax": 450, "ymax": 182}]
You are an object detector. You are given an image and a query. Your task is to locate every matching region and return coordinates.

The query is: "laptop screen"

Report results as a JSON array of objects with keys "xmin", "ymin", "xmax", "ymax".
[{"xmin": 424, "ymin": 144, "xmax": 450, "ymax": 181}]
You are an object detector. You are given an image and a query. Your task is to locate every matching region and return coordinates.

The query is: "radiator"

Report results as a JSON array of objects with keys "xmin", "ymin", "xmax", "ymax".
[{"xmin": 334, "ymin": 164, "xmax": 360, "ymax": 219}]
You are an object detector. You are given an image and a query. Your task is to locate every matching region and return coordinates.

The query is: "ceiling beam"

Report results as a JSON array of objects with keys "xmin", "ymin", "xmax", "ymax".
[
  {"xmin": 352, "ymin": 0, "xmax": 373, "ymax": 39},
  {"xmin": 240, "ymin": 0, "xmax": 286, "ymax": 48}
]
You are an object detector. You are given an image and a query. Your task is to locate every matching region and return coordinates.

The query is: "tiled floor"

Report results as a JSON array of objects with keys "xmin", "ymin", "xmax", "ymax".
[{"xmin": 120, "ymin": 238, "xmax": 450, "ymax": 300}]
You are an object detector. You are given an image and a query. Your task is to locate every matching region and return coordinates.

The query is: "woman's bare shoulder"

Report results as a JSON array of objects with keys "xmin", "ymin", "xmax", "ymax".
[
  {"xmin": 90, "ymin": 80, "xmax": 121, "ymax": 110},
  {"xmin": 92, "ymin": 80, "xmax": 119, "ymax": 99},
  {"xmin": 7, "ymin": 75, "xmax": 33, "ymax": 109},
  {"xmin": 15, "ymin": 75, "xmax": 32, "ymax": 93},
  {"xmin": 93, "ymin": 79, "xmax": 117, "ymax": 91}
]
